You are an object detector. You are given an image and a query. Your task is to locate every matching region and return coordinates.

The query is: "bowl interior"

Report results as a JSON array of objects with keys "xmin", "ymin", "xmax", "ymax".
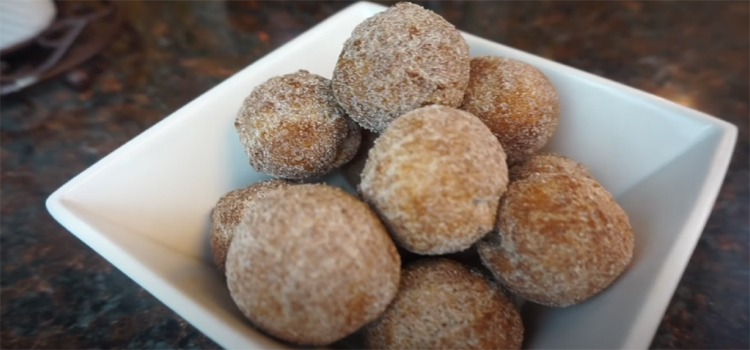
[{"xmin": 48, "ymin": 2, "xmax": 735, "ymax": 349}]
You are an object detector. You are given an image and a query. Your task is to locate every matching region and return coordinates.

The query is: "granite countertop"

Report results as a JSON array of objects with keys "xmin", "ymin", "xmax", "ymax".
[{"xmin": 1, "ymin": 1, "xmax": 747, "ymax": 348}]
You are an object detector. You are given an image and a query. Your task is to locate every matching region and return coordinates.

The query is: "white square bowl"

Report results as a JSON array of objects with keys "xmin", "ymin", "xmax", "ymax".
[{"xmin": 46, "ymin": 2, "xmax": 737, "ymax": 349}]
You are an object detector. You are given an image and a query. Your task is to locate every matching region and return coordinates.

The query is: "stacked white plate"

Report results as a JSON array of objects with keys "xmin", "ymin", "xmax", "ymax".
[{"xmin": 0, "ymin": 0, "xmax": 56, "ymax": 52}]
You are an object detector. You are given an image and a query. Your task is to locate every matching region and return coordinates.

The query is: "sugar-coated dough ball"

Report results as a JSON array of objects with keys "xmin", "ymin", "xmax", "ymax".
[
  {"xmin": 478, "ymin": 174, "xmax": 634, "ymax": 307},
  {"xmin": 510, "ymin": 152, "xmax": 592, "ymax": 182},
  {"xmin": 461, "ymin": 56, "xmax": 560, "ymax": 165},
  {"xmin": 333, "ymin": 2, "xmax": 470, "ymax": 132},
  {"xmin": 364, "ymin": 258, "xmax": 523, "ymax": 350},
  {"xmin": 360, "ymin": 105, "xmax": 508, "ymax": 255},
  {"xmin": 225, "ymin": 184, "xmax": 401, "ymax": 345},
  {"xmin": 332, "ymin": 118, "xmax": 363, "ymax": 168},
  {"xmin": 341, "ymin": 129, "xmax": 378, "ymax": 188},
  {"xmin": 236, "ymin": 70, "xmax": 361, "ymax": 179},
  {"xmin": 210, "ymin": 180, "xmax": 290, "ymax": 274}
]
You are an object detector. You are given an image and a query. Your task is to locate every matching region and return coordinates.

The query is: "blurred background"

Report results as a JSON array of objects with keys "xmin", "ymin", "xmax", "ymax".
[{"xmin": 1, "ymin": 1, "xmax": 747, "ymax": 348}]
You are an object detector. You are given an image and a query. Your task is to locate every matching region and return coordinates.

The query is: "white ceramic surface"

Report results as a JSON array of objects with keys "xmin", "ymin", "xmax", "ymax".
[
  {"xmin": 46, "ymin": 2, "xmax": 737, "ymax": 349},
  {"xmin": 0, "ymin": 0, "xmax": 56, "ymax": 51}
]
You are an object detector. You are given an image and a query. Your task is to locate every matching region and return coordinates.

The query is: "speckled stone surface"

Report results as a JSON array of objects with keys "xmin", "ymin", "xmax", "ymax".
[{"xmin": 1, "ymin": 1, "xmax": 747, "ymax": 349}]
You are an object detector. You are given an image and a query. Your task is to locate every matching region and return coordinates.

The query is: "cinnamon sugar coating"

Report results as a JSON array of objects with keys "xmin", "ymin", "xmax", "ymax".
[
  {"xmin": 478, "ymin": 174, "xmax": 634, "ymax": 307},
  {"xmin": 364, "ymin": 259, "xmax": 523, "ymax": 349},
  {"xmin": 360, "ymin": 105, "xmax": 508, "ymax": 255},
  {"xmin": 210, "ymin": 179, "xmax": 291, "ymax": 274},
  {"xmin": 461, "ymin": 56, "xmax": 560, "ymax": 165},
  {"xmin": 225, "ymin": 184, "xmax": 400, "ymax": 345},
  {"xmin": 510, "ymin": 152, "xmax": 592, "ymax": 182},
  {"xmin": 236, "ymin": 70, "xmax": 361, "ymax": 179},
  {"xmin": 333, "ymin": 2, "xmax": 470, "ymax": 132}
]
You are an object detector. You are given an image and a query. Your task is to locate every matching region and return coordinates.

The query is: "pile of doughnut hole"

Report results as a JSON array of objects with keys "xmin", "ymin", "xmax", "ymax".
[{"xmin": 211, "ymin": 2, "xmax": 635, "ymax": 349}]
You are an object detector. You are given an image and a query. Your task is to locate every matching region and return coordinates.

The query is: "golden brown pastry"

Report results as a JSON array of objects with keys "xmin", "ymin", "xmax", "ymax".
[
  {"xmin": 478, "ymin": 174, "xmax": 634, "ymax": 307},
  {"xmin": 461, "ymin": 56, "xmax": 560, "ymax": 165},
  {"xmin": 509, "ymin": 152, "xmax": 592, "ymax": 182},
  {"xmin": 236, "ymin": 70, "xmax": 361, "ymax": 179},
  {"xmin": 209, "ymin": 179, "xmax": 290, "ymax": 274},
  {"xmin": 225, "ymin": 184, "xmax": 400, "ymax": 345},
  {"xmin": 364, "ymin": 258, "xmax": 523, "ymax": 349},
  {"xmin": 360, "ymin": 105, "xmax": 508, "ymax": 255},
  {"xmin": 333, "ymin": 2, "xmax": 470, "ymax": 132}
]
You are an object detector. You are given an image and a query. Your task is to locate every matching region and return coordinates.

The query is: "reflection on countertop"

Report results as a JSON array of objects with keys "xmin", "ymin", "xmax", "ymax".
[{"xmin": 1, "ymin": 1, "xmax": 747, "ymax": 349}]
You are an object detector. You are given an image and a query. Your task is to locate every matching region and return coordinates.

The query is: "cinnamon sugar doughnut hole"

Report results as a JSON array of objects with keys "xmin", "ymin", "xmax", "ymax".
[
  {"xmin": 478, "ymin": 174, "xmax": 634, "ymax": 307},
  {"xmin": 364, "ymin": 258, "xmax": 523, "ymax": 350},
  {"xmin": 332, "ymin": 2, "xmax": 470, "ymax": 132},
  {"xmin": 341, "ymin": 129, "xmax": 377, "ymax": 189},
  {"xmin": 360, "ymin": 105, "xmax": 508, "ymax": 255},
  {"xmin": 225, "ymin": 184, "xmax": 400, "ymax": 345},
  {"xmin": 333, "ymin": 118, "xmax": 363, "ymax": 168},
  {"xmin": 209, "ymin": 179, "xmax": 291, "ymax": 274},
  {"xmin": 510, "ymin": 152, "xmax": 592, "ymax": 182},
  {"xmin": 461, "ymin": 56, "xmax": 560, "ymax": 165},
  {"xmin": 235, "ymin": 70, "xmax": 361, "ymax": 179}
]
